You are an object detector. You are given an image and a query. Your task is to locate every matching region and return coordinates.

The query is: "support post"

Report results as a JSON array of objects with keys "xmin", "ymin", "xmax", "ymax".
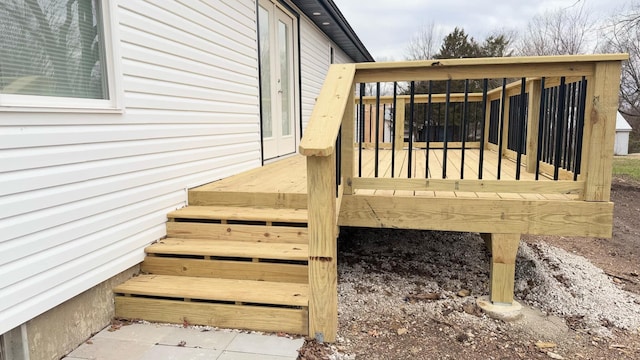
[
  {"xmin": 525, "ymin": 79, "xmax": 542, "ymax": 173},
  {"xmin": 394, "ymin": 98, "xmax": 405, "ymax": 152},
  {"xmin": 488, "ymin": 233, "xmax": 520, "ymax": 304},
  {"xmin": 583, "ymin": 61, "xmax": 622, "ymax": 202},
  {"xmin": 341, "ymin": 84, "xmax": 355, "ymax": 195},
  {"xmin": 307, "ymin": 153, "xmax": 337, "ymax": 343}
]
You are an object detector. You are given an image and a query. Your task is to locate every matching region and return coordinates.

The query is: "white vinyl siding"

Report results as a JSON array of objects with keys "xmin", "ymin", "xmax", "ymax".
[
  {"xmin": 0, "ymin": 0, "xmax": 260, "ymax": 335},
  {"xmin": 300, "ymin": 17, "xmax": 355, "ymax": 131}
]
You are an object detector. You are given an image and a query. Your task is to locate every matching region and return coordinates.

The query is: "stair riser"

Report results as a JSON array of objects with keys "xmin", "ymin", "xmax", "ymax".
[
  {"xmin": 166, "ymin": 222, "xmax": 308, "ymax": 244},
  {"xmin": 142, "ymin": 257, "xmax": 308, "ymax": 283},
  {"xmin": 115, "ymin": 297, "xmax": 308, "ymax": 335},
  {"xmin": 189, "ymin": 191, "xmax": 307, "ymax": 209}
]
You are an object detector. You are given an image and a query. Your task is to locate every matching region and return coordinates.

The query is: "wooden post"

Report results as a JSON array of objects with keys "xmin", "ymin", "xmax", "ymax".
[
  {"xmin": 341, "ymin": 84, "xmax": 355, "ymax": 195},
  {"xmin": 583, "ymin": 61, "xmax": 623, "ymax": 202},
  {"xmin": 489, "ymin": 233, "xmax": 520, "ymax": 304},
  {"xmin": 525, "ymin": 80, "xmax": 542, "ymax": 173},
  {"xmin": 307, "ymin": 153, "xmax": 337, "ymax": 343},
  {"xmin": 394, "ymin": 98, "xmax": 405, "ymax": 152}
]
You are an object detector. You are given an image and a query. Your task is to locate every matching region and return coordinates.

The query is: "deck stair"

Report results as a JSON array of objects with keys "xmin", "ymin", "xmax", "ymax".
[{"xmin": 114, "ymin": 202, "xmax": 311, "ymax": 335}]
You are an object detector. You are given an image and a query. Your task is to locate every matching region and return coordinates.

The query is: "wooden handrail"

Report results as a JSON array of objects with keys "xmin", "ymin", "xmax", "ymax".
[
  {"xmin": 353, "ymin": 54, "xmax": 628, "ymax": 83},
  {"xmin": 299, "ymin": 64, "xmax": 356, "ymax": 157}
]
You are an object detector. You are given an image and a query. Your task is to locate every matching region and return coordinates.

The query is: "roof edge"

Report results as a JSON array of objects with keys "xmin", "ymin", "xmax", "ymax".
[{"xmin": 292, "ymin": 0, "xmax": 374, "ymax": 63}]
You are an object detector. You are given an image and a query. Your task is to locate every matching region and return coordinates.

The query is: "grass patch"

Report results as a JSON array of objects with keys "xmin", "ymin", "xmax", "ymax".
[{"xmin": 612, "ymin": 157, "xmax": 640, "ymax": 182}]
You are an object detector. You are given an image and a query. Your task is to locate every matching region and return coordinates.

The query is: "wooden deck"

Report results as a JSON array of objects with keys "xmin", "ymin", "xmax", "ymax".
[{"xmin": 116, "ymin": 55, "xmax": 625, "ymax": 343}]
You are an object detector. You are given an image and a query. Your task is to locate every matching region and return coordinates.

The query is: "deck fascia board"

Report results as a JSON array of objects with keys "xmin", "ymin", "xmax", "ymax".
[{"xmin": 338, "ymin": 194, "xmax": 613, "ymax": 237}]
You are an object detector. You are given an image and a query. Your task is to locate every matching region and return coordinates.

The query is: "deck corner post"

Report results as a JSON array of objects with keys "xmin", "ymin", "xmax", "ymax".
[
  {"xmin": 525, "ymin": 79, "xmax": 542, "ymax": 173},
  {"xmin": 583, "ymin": 61, "xmax": 623, "ymax": 202},
  {"xmin": 306, "ymin": 153, "xmax": 338, "ymax": 343},
  {"xmin": 488, "ymin": 233, "xmax": 520, "ymax": 304}
]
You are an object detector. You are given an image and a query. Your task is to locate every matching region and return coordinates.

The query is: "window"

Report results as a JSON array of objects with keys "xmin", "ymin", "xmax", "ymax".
[{"xmin": 0, "ymin": 0, "xmax": 121, "ymax": 111}]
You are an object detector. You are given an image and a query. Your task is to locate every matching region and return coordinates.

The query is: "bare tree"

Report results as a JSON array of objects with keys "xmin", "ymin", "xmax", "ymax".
[
  {"xmin": 517, "ymin": 2, "xmax": 597, "ymax": 56},
  {"xmin": 602, "ymin": 1, "xmax": 640, "ymax": 114},
  {"xmin": 405, "ymin": 22, "xmax": 442, "ymax": 60}
]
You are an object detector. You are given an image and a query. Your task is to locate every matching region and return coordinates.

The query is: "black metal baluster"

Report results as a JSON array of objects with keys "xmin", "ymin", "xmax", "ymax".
[
  {"xmin": 408, "ymin": 81, "xmax": 415, "ymax": 178},
  {"xmin": 426, "ymin": 81, "xmax": 433, "ymax": 178},
  {"xmin": 478, "ymin": 79, "xmax": 488, "ymax": 180},
  {"xmin": 391, "ymin": 82, "xmax": 397, "ymax": 178},
  {"xmin": 535, "ymin": 78, "xmax": 547, "ymax": 180},
  {"xmin": 573, "ymin": 77, "xmax": 587, "ymax": 180},
  {"xmin": 566, "ymin": 82, "xmax": 577, "ymax": 171},
  {"xmin": 442, "ymin": 79, "xmax": 451, "ymax": 179},
  {"xmin": 497, "ymin": 78, "xmax": 507, "ymax": 180},
  {"xmin": 375, "ymin": 82, "xmax": 380, "ymax": 177},
  {"xmin": 461, "ymin": 79, "xmax": 469, "ymax": 179},
  {"xmin": 516, "ymin": 78, "xmax": 526, "ymax": 180},
  {"xmin": 561, "ymin": 83, "xmax": 571, "ymax": 170},
  {"xmin": 358, "ymin": 83, "xmax": 364, "ymax": 177},
  {"xmin": 553, "ymin": 77, "xmax": 566, "ymax": 180}
]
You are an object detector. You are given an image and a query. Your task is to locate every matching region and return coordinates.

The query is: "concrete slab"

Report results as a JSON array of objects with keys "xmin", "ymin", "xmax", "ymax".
[
  {"xmin": 217, "ymin": 351, "xmax": 296, "ymax": 360},
  {"xmin": 157, "ymin": 327, "xmax": 237, "ymax": 350},
  {"xmin": 93, "ymin": 323, "xmax": 176, "ymax": 344},
  {"xmin": 139, "ymin": 344, "xmax": 222, "ymax": 359},
  {"xmin": 225, "ymin": 333, "xmax": 304, "ymax": 357},
  {"xmin": 66, "ymin": 337, "xmax": 153, "ymax": 360},
  {"xmin": 63, "ymin": 323, "xmax": 305, "ymax": 360}
]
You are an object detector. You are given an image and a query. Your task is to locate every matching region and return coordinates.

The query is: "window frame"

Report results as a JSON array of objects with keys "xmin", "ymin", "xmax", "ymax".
[{"xmin": 0, "ymin": 0, "xmax": 123, "ymax": 113}]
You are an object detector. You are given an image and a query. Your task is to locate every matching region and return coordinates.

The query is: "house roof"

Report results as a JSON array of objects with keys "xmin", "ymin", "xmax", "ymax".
[
  {"xmin": 617, "ymin": 111, "xmax": 633, "ymax": 131},
  {"xmin": 292, "ymin": 0, "xmax": 374, "ymax": 63}
]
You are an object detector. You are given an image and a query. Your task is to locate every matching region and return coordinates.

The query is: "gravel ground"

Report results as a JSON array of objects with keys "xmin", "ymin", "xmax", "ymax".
[{"xmin": 298, "ymin": 227, "xmax": 640, "ymax": 359}]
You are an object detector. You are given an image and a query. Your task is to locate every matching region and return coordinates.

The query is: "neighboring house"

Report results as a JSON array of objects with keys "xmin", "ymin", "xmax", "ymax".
[
  {"xmin": 0, "ymin": 0, "xmax": 372, "ymax": 357},
  {"xmin": 615, "ymin": 111, "xmax": 633, "ymax": 155}
]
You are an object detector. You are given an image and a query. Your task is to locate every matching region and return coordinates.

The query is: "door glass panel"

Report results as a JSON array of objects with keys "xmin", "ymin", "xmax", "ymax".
[
  {"xmin": 278, "ymin": 19, "xmax": 291, "ymax": 136},
  {"xmin": 258, "ymin": 5, "xmax": 272, "ymax": 138}
]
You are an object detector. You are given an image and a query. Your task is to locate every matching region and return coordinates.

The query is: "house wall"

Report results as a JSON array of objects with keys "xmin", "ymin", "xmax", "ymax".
[
  {"xmin": 0, "ymin": 0, "xmax": 360, "ymax": 344},
  {"xmin": 0, "ymin": 0, "xmax": 262, "ymax": 336},
  {"xmin": 299, "ymin": 16, "xmax": 352, "ymax": 132}
]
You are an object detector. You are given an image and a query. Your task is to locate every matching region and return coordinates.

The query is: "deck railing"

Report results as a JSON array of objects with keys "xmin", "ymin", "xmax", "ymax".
[{"xmin": 299, "ymin": 55, "xmax": 626, "ymax": 342}]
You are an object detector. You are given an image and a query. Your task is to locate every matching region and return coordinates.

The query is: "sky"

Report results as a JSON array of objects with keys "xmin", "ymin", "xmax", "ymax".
[{"xmin": 331, "ymin": 0, "xmax": 620, "ymax": 60}]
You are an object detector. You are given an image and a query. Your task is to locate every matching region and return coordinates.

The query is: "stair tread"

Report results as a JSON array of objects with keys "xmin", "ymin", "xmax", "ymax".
[
  {"xmin": 115, "ymin": 275, "xmax": 308, "ymax": 307},
  {"xmin": 146, "ymin": 238, "xmax": 308, "ymax": 261},
  {"xmin": 168, "ymin": 206, "xmax": 308, "ymax": 223}
]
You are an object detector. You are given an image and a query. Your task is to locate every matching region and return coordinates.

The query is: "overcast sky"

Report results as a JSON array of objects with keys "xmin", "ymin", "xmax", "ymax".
[{"xmin": 332, "ymin": 0, "xmax": 620, "ymax": 60}]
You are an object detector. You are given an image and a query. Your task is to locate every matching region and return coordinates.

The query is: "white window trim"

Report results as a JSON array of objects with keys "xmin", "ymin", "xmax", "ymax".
[{"xmin": 0, "ymin": 0, "xmax": 123, "ymax": 113}]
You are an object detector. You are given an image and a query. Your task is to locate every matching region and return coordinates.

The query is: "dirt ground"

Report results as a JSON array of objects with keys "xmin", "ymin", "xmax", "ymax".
[{"xmin": 298, "ymin": 176, "xmax": 640, "ymax": 360}]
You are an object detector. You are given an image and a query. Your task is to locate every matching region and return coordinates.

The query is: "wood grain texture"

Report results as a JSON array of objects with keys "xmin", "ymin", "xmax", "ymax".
[
  {"xmin": 168, "ymin": 206, "xmax": 308, "ymax": 223},
  {"xmin": 342, "ymin": 83, "xmax": 356, "ymax": 195},
  {"xmin": 489, "ymin": 233, "xmax": 521, "ymax": 304},
  {"xmin": 115, "ymin": 297, "xmax": 308, "ymax": 335},
  {"xmin": 114, "ymin": 275, "xmax": 308, "ymax": 306},
  {"xmin": 146, "ymin": 238, "xmax": 308, "ymax": 261},
  {"xmin": 352, "ymin": 178, "xmax": 583, "ymax": 194},
  {"xmin": 166, "ymin": 222, "xmax": 308, "ymax": 244},
  {"xmin": 339, "ymin": 194, "xmax": 613, "ymax": 237},
  {"xmin": 306, "ymin": 154, "xmax": 338, "ymax": 342},
  {"xmin": 299, "ymin": 64, "xmax": 356, "ymax": 156},
  {"xmin": 583, "ymin": 61, "xmax": 623, "ymax": 201},
  {"xmin": 141, "ymin": 257, "xmax": 308, "ymax": 283}
]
